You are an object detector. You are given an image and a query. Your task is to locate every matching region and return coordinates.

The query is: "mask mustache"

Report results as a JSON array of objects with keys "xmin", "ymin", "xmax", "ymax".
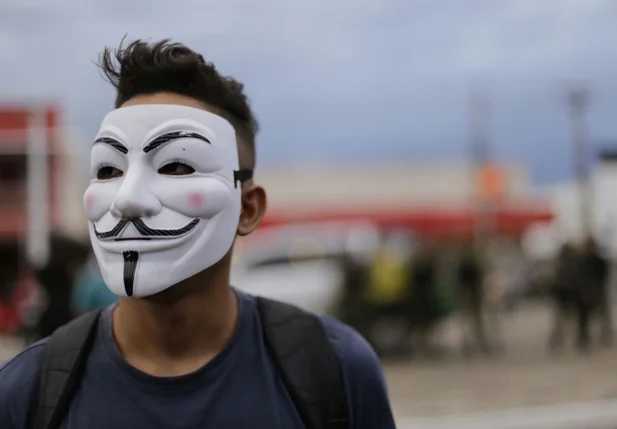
[{"xmin": 94, "ymin": 218, "xmax": 200, "ymax": 240}]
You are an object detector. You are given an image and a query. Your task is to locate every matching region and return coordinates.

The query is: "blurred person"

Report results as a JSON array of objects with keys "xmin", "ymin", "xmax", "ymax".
[
  {"xmin": 71, "ymin": 252, "xmax": 117, "ymax": 316},
  {"xmin": 548, "ymin": 242, "xmax": 588, "ymax": 351},
  {"xmin": 363, "ymin": 231, "xmax": 413, "ymax": 356},
  {"xmin": 335, "ymin": 223, "xmax": 380, "ymax": 332},
  {"xmin": 406, "ymin": 243, "xmax": 440, "ymax": 356},
  {"xmin": 365, "ymin": 231, "xmax": 412, "ymax": 307},
  {"xmin": 0, "ymin": 242, "xmax": 24, "ymax": 334},
  {"xmin": 15, "ymin": 269, "xmax": 46, "ymax": 345},
  {"xmin": 575, "ymin": 237, "xmax": 611, "ymax": 349},
  {"xmin": 335, "ymin": 251, "xmax": 370, "ymax": 334},
  {"xmin": 456, "ymin": 242, "xmax": 490, "ymax": 355},
  {"xmin": 0, "ymin": 39, "xmax": 394, "ymax": 429},
  {"xmin": 0, "ymin": 242, "xmax": 20, "ymax": 303},
  {"xmin": 581, "ymin": 237, "xmax": 613, "ymax": 347},
  {"xmin": 30, "ymin": 235, "xmax": 90, "ymax": 340},
  {"xmin": 548, "ymin": 239, "xmax": 611, "ymax": 352}
]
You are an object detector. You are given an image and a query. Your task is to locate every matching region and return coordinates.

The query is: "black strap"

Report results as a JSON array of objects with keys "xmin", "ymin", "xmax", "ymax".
[
  {"xmin": 32, "ymin": 310, "xmax": 101, "ymax": 429},
  {"xmin": 256, "ymin": 297, "xmax": 349, "ymax": 429},
  {"xmin": 233, "ymin": 169, "xmax": 253, "ymax": 188}
]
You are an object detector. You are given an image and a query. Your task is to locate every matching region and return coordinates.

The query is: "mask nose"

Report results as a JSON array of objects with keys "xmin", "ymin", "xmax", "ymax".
[{"xmin": 111, "ymin": 174, "xmax": 162, "ymax": 219}]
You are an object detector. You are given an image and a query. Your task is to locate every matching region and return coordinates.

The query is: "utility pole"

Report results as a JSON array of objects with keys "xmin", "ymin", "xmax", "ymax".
[
  {"xmin": 468, "ymin": 89, "xmax": 492, "ymax": 246},
  {"xmin": 568, "ymin": 88, "xmax": 592, "ymax": 242},
  {"xmin": 25, "ymin": 107, "xmax": 50, "ymax": 269}
]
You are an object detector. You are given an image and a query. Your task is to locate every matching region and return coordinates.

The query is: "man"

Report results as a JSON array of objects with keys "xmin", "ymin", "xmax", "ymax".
[
  {"xmin": 363, "ymin": 232, "xmax": 412, "ymax": 356},
  {"xmin": 579, "ymin": 237, "xmax": 612, "ymax": 348},
  {"xmin": 549, "ymin": 239, "xmax": 612, "ymax": 352},
  {"xmin": 548, "ymin": 242, "xmax": 581, "ymax": 351},
  {"xmin": 407, "ymin": 243, "xmax": 439, "ymax": 357},
  {"xmin": 0, "ymin": 39, "xmax": 395, "ymax": 429},
  {"xmin": 456, "ymin": 242, "xmax": 490, "ymax": 355},
  {"xmin": 30, "ymin": 235, "xmax": 91, "ymax": 339}
]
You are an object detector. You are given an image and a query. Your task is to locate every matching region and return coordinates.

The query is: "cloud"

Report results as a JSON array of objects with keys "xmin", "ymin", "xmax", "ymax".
[{"xmin": 0, "ymin": 0, "xmax": 616, "ymax": 182}]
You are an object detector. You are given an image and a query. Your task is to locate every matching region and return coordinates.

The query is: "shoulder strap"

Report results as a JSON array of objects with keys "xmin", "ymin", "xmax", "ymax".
[
  {"xmin": 31, "ymin": 310, "xmax": 102, "ymax": 429},
  {"xmin": 256, "ymin": 297, "xmax": 348, "ymax": 429}
]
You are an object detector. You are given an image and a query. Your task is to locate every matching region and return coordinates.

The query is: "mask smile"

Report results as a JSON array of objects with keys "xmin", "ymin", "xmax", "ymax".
[
  {"xmin": 93, "ymin": 218, "xmax": 203, "ymax": 254},
  {"xmin": 114, "ymin": 237, "xmax": 151, "ymax": 242},
  {"xmin": 94, "ymin": 218, "xmax": 201, "ymax": 241}
]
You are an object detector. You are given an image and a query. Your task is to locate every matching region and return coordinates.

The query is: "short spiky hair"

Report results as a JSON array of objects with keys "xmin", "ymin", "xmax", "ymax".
[{"xmin": 97, "ymin": 38, "xmax": 258, "ymax": 169}]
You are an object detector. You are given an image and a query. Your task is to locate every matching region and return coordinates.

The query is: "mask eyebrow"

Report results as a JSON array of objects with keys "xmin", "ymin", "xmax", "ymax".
[
  {"xmin": 143, "ymin": 131, "xmax": 211, "ymax": 153},
  {"xmin": 93, "ymin": 137, "xmax": 128, "ymax": 154}
]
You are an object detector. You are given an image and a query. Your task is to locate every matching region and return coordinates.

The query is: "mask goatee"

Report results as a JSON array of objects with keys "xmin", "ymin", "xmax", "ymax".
[{"xmin": 122, "ymin": 251, "xmax": 139, "ymax": 296}]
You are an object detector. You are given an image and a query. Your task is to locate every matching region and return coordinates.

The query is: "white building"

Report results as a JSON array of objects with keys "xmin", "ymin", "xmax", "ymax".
[
  {"xmin": 524, "ymin": 150, "xmax": 617, "ymax": 259},
  {"xmin": 257, "ymin": 160, "xmax": 533, "ymax": 213},
  {"xmin": 256, "ymin": 160, "xmax": 552, "ymax": 238}
]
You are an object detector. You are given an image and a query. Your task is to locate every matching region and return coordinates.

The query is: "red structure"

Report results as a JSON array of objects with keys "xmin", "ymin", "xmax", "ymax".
[
  {"xmin": 0, "ymin": 104, "xmax": 61, "ymax": 239},
  {"xmin": 261, "ymin": 202, "xmax": 554, "ymax": 239}
]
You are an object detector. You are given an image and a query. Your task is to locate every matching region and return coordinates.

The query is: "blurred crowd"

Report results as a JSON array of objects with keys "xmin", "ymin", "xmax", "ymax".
[
  {"xmin": 333, "ymin": 231, "xmax": 614, "ymax": 359},
  {"xmin": 0, "ymin": 229, "xmax": 613, "ymax": 361}
]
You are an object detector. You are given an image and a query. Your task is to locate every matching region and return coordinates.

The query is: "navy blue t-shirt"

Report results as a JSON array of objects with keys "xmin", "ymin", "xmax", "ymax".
[{"xmin": 0, "ymin": 292, "xmax": 395, "ymax": 428}]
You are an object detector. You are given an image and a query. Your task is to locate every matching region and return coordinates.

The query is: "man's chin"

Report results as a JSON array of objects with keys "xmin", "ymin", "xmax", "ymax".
[
  {"xmin": 106, "ymin": 280, "xmax": 174, "ymax": 299},
  {"xmin": 101, "ymin": 257, "xmax": 197, "ymax": 299}
]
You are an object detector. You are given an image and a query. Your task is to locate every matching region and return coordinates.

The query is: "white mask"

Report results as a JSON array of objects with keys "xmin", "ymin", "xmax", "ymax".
[{"xmin": 83, "ymin": 104, "xmax": 252, "ymax": 298}]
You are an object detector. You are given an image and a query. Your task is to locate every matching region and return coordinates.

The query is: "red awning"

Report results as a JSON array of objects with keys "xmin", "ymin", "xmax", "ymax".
[{"xmin": 260, "ymin": 204, "xmax": 554, "ymax": 238}]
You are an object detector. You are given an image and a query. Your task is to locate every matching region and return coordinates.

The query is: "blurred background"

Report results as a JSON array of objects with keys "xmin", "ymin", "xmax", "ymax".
[{"xmin": 2, "ymin": 1, "xmax": 617, "ymax": 427}]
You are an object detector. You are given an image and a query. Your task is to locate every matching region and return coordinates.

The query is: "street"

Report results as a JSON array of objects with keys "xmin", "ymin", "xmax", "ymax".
[
  {"xmin": 396, "ymin": 400, "xmax": 617, "ymax": 429},
  {"xmin": 387, "ymin": 302, "xmax": 617, "ymax": 427}
]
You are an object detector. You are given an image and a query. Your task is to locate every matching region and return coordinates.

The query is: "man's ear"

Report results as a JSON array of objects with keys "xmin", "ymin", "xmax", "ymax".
[{"xmin": 237, "ymin": 183, "xmax": 267, "ymax": 237}]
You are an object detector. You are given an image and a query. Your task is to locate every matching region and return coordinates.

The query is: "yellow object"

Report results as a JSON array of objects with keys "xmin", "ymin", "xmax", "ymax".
[{"xmin": 365, "ymin": 248, "xmax": 409, "ymax": 305}]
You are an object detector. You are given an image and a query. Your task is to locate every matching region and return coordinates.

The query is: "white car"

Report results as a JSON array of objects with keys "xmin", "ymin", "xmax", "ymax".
[{"xmin": 231, "ymin": 221, "xmax": 381, "ymax": 314}]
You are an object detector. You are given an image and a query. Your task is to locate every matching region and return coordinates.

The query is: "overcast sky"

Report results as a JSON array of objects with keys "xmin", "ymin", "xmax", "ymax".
[{"xmin": 1, "ymin": 0, "xmax": 616, "ymax": 183}]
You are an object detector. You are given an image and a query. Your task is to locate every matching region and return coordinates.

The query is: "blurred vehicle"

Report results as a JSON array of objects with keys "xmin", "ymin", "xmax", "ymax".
[{"xmin": 231, "ymin": 221, "xmax": 381, "ymax": 314}]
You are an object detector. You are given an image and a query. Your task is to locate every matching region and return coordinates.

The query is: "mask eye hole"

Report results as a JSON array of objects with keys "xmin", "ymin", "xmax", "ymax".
[
  {"xmin": 158, "ymin": 162, "xmax": 195, "ymax": 176},
  {"xmin": 97, "ymin": 166, "xmax": 123, "ymax": 180}
]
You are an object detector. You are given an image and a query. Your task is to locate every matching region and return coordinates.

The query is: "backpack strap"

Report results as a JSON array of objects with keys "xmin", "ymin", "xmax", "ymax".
[
  {"xmin": 256, "ymin": 297, "xmax": 349, "ymax": 429},
  {"xmin": 31, "ymin": 310, "xmax": 102, "ymax": 429}
]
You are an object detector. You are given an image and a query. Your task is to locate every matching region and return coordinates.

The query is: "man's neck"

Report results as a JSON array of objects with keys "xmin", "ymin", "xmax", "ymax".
[{"xmin": 112, "ymin": 259, "xmax": 239, "ymax": 377}]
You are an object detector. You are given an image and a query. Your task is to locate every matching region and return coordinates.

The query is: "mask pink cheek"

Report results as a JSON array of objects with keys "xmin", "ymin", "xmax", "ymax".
[
  {"xmin": 85, "ymin": 194, "xmax": 95, "ymax": 211},
  {"xmin": 158, "ymin": 181, "xmax": 227, "ymax": 218},
  {"xmin": 83, "ymin": 188, "xmax": 110, "ymax": 221},
  {"xmin": 188, "ymin": 192, "xmax": 206, "ymax": 208}
]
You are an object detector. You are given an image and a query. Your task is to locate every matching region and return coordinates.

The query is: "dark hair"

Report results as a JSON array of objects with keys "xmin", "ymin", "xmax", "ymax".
[{"xmin": 97, "ymin": 38, "xmax": 258, "ymax": 169}]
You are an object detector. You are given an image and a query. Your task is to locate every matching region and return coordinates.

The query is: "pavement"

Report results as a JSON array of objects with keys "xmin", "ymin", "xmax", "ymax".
[
  {"xmin": 396, "ymin": 400, "xmax": 617, "ymax": 429},
  {"xmin": 2, "ymin": 303, "xmax": 617, "ymax": 427},
  {"xmin": 385, "ymin": 303, "xmax": 617, "ymax": 427}
]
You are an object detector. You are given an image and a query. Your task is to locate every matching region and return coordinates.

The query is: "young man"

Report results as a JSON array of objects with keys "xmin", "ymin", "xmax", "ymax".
[{"xmin": 0, "ymin": 39, "xmax": 396, "ymax": 429}]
